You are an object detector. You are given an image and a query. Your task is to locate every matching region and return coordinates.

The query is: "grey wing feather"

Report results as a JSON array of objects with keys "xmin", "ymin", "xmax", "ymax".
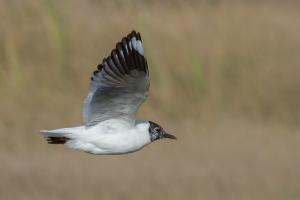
[{"xmin": 83, "ymin": 31, "xmax": 149, "ymax": 126}]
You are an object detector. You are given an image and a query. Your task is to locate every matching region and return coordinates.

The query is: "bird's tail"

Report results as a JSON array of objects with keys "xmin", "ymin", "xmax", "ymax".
[{"xmin": 40, "ymin": 127, "xmax": 82, "ymax": 144}]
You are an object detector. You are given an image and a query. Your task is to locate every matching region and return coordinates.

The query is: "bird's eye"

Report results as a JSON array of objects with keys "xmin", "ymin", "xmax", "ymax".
[{"xmin": 154, "ymin": 127, "xmax": 160, "ymax": 133}]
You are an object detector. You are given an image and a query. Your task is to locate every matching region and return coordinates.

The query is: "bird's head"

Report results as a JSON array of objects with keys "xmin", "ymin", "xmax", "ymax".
[{"xmin": 149, "ymin": 121, "xmax": 177, "ymax": 142}]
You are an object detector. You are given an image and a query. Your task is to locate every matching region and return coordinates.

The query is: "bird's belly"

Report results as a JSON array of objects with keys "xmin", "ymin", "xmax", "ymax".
[
  {"xmin": 77, "ymin": 132, "xmax": 150, "ymax": 155},
  {"xmin": 96, "ymin": 137, "xmax": 146, "ymax": 154}
]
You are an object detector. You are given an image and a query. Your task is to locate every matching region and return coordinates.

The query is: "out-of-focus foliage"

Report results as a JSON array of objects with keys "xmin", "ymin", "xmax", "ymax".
[{"xmin": 0, "ymin": 1, "xmax": 300, "ymax": 199}]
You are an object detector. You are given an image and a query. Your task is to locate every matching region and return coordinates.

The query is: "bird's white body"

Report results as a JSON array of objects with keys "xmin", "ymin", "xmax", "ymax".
[
  {"xmin": 40, "ymin": 31, "xmax": 176, "ymax": 155},
  {"xmin": 42, "ymin": 119, "xmax": 151, "ymax": 154}
]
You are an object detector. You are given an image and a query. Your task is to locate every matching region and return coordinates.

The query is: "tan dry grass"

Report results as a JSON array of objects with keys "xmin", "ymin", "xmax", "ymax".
[
  {"xmin": 0, "ymin": 1, "xmax": 300, "ymax": 199},
  {"xmin": 1, "ymin": 119, "xmax": 300, "ymax": 200}
]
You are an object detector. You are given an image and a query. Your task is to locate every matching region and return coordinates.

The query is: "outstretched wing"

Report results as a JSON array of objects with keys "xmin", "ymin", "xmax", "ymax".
[{"xmin": 83, "ymin": 31, "xmax": 149, "ymax": 126}]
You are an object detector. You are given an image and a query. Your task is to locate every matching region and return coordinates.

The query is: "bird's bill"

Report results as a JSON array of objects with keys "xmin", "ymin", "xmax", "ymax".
[{"xmin": 163, "ymin": 132, "xmax": 177, "ymax": 140}]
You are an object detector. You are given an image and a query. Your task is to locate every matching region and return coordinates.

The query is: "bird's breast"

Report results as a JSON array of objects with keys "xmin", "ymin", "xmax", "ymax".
[{"xmin": 83, "ymin": 128, "xmax": 151, "ymax": 154}]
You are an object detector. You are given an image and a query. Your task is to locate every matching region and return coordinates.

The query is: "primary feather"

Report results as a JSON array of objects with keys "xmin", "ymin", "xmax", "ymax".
[{"xmin": 83, "ymin": 31, "xmax": 149, "ymax": 126}]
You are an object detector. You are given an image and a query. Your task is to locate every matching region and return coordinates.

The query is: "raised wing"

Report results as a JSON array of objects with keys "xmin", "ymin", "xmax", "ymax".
[{"xmin": 83, "ymin": 31, "xmax": 149, "ymax": 126}]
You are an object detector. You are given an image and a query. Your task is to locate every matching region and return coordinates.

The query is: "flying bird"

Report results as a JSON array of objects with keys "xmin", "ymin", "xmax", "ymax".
[{"xmin": 40, "ymin": 30, "xmax": 176, "ymax": 155}]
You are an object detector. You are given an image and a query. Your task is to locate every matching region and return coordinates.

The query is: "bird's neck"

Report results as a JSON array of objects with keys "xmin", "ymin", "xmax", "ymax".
[{"xmin": 135, "ymin": 120, "xmax": 150, "ymax": 130}]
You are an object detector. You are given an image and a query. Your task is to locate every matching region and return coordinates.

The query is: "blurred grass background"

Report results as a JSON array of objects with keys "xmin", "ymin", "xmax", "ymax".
[{"xmin": 1, "ymin": 0, "xmax": 300, "ymax": 199}]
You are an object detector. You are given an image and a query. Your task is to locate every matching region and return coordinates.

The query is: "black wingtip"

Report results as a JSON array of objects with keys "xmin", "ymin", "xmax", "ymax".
[
  {"xmin": 93, "ymin": 70, "xmax": 99, "ymax": 75},
  {"xmin": 97, "ymin": 64, "xmax": 104, "ymax": 71},
  {"xmin": 136, "ymin": 32, "xmax": 142, "ymax": 41},
  {"xmin": 90, "ymin": 30, "xmax": 148, "ymax": 82},
  {"xmin": 127, "ymin": 30, "xmax": 140, "ymax": 40},
  {"xmin": 131, "ymin": 30, "xmax": 137, "ymax": 36}
]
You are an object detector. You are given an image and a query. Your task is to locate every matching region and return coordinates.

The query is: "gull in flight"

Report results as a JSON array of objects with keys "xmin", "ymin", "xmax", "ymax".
[{"xmin": 40, "ymin": 30, "xmax": 176, "ymax": 155}]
